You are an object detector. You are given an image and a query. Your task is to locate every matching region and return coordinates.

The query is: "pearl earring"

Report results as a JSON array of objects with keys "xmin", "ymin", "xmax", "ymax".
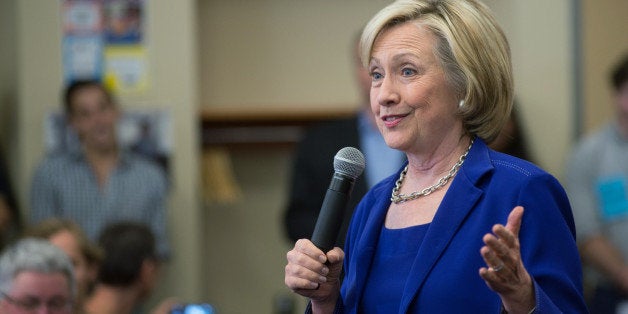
[{"xmin": 459, "ymin": 100, "xmax": 465, "ymax": 108}]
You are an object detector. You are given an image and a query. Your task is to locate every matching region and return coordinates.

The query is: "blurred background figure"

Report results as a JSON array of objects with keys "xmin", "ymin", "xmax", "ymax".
[
  {"xmin": 565, "ymin": 53, "xmax": 628, "ymax": 314},
  {"xmin": 282, "ymin": 32, "xmax": 405, "ymax": 248},
  {"xmin": 26, "ymin": 218, "xmax": 102, "ymax": 314},
  {"xmin": 0, "ymin": 238, "xmax": 75, "ymax": 314},
  {"xmin": 85, "ymin": 221, "xmax": 176, "ymax": 314},
  {"xmin": 488, "ymin": 104, "xmax": 535, "ymax": 163},
  {"xmin": 0, "ymin": 150, "xmax": 21, "ymax": 251},
  {"xmin": 29, "ymin": 79, "xmax": 171, "ymax": 260},
  {"xmin": 131, "ymin": 116, "xmax": 169, "ymax": 175}
]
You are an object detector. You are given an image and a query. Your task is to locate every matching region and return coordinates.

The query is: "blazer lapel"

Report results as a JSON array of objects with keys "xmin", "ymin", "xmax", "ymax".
[
  {"xmin": 345, "ymin": 186, "xmax": 390, "ymax": 310},
  {"xmin": 398, "ymin": 140, "xmax": 492, "ymax": 313}
]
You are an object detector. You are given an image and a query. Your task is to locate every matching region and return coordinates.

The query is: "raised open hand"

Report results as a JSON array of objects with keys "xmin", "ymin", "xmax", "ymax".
[{"xmin": 479, "ymin": 206, "xmax": 535, "ymax": 313}]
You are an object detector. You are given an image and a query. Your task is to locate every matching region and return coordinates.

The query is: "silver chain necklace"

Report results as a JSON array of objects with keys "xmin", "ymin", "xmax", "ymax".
[{"xmin": 390, "ymin": 139, "xmax": 474, "ymax": 204}]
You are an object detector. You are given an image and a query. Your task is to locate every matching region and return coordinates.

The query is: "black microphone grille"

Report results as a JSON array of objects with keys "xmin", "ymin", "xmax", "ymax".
[{"xmin": 333, "ymin": 147, "xmax": 365, "ymax": 179}]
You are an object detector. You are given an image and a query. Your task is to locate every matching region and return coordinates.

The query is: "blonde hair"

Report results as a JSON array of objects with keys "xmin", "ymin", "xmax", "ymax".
[
  {"xmin": 360, "ymin": 0, "xmax": 513, "ymax": 142},
  {"xmin": 25, "ymin": 218, "xmax": 103, "ymax": 267}
]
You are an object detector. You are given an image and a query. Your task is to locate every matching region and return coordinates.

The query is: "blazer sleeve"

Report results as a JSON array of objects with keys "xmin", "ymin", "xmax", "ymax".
[{"xmin": 516, "ymin": 173, "xmax": 588, "ymax": 313}]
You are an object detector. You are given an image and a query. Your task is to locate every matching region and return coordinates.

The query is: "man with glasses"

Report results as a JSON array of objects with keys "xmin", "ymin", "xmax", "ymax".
[{"xmin": 0, "ymin": 238, "xmax": 75, "ymax": 314}]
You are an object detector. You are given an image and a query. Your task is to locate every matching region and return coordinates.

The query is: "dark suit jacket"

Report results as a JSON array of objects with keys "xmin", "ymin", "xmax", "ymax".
[{"xmin": 283, "ymin": 116, "xmax": 368, "ymax": 248}]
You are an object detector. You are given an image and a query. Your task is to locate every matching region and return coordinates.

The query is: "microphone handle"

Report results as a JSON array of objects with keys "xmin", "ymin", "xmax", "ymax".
[{"xmin": 310, "ymin": 174, "xmax": 355, "ymax": 252}]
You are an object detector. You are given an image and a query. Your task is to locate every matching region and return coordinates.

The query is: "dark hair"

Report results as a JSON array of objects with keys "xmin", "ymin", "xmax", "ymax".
[
  {"xmin": 63, "ymin": 80, "xmax": 114, "ymax": 114},
  {"xmin": 611, "ymin": 53, "xmax": 628, "ymax": 92},
  {"xmin": 0, "ymin": 150, "xmax": 20, "ymax": 250},
  {"xmin": 97, "ymin": 222, "xmax": 156, "ymax": 287},
  {"xmin": 500, "ymin": 107, "xmax": 533, "ymax": 163}
]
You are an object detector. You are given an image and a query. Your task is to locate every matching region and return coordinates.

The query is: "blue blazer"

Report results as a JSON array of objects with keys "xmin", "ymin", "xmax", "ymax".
[{"xmin": 338, "ymin": 139, "xmax": 588, "ymax": 313}]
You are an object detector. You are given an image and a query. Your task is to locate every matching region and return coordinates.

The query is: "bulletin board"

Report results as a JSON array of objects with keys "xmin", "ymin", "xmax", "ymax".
[{"xmin": 61, "ymin": 0, "xmax": 148, "ymax": 94}]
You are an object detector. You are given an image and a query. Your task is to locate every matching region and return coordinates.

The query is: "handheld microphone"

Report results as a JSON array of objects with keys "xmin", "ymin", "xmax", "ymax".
[{"xmin": 310, "ymin": 147, "xmax": 365, "ymax": 252}]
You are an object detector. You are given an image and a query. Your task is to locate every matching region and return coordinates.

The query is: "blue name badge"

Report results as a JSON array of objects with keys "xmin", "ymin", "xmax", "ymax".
[{"xmin": 596, "ymin": 176, "xmax": 628, "ymax": 222}]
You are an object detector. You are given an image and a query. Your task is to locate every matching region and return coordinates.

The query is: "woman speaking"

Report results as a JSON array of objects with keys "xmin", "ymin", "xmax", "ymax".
[{"xmin": 284, "ymin": 0, "xmax": 588, "ymax": 313}]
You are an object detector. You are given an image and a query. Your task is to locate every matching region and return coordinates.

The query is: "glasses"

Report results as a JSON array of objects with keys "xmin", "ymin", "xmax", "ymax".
[{"xmin": 0, "ymin": 291, "xmax": 73, "ymax": 313}]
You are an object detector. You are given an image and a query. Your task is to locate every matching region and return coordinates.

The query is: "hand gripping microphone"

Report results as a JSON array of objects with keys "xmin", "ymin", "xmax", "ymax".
[{"xmin": 310, "ymin": 147, "xmax": 365, "ymax": 252}]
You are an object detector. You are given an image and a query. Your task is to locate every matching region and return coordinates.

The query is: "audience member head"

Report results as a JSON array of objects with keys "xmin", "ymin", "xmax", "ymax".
[
  {"xmin": 26, "ymin": 218, "xmax": 102, "ymax": 307},
  {"xmin": 0, "ymin": 197, "xmax": 20, "ymax": 251},
  {"xmin": 63, "ymin": 80, "xmax": 115, "ymax": 115},
  {"xmin": 611, "ymin": 53, "xmax": 628, "ymax": 93},
  {"xmin": 0, "ymin": 238, "xmax": 75, "ymax": 314},
  {"xmin": 611, "ymin": 53, "xmax": 628, "ymax": 131},
  {"xmin": 62, "ymin": 80, "xmax": 120, "ymax": 152},
  {"xmin": 359, "ymin": 0, "xmax": 513, "ymax": 143},
  {"xmin": 97, "ymin": 221, "xmax": 159, "ymax": 298}
]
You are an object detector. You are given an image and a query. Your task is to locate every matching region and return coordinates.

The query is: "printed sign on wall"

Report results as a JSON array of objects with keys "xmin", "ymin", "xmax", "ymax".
[{"xmin": 61, "ymin": 0, "xmax": 148, "ymax": 94}]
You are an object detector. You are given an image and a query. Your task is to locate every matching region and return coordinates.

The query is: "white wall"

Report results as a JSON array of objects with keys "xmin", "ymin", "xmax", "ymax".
[{"xmin": 198, "ymin": 0, "xmax": 390, "ymax": 110}]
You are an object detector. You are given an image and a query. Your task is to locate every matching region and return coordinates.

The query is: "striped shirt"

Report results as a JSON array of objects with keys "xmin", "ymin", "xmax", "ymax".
[{"xmin": 29, "ymin": 148, "xmax": 170, "ymax": 259}]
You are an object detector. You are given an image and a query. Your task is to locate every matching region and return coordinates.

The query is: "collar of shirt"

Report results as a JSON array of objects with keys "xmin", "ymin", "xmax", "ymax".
[{"xmin": 68, "ymin": 145, "xmax": 133, "ymax": 169}]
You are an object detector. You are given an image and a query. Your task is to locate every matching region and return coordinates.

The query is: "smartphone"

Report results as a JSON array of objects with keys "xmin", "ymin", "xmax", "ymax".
[{"xmin": 169, "ymin": 303, "xmax": 216, "ymax": 314}]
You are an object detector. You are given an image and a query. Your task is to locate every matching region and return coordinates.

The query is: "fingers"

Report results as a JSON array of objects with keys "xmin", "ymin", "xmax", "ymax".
[
  {"xmin": 285, "ymin": 239, "xmax": 328, "ymax": 290},
  {"xmin": 285, "ymin": 239, "xmax": 344, "ymax": 293},
  {"xmin": 479, "ymin": 238, "xmax": 512, "ymax": 294},
  {"xmin": 295, "ymin": 239, "xmax": 327, "ymax": 263},
  {"xmin": 326, "ymin": 247, "xmax": 345, "ymax": 264},
  {"xmin": 479, "ymin": 206, "xmax": 524, "ymax": 277},
  {"xmin": 487, "ymin": 206, "xmax": 525, "ymax": 253},
  {"xmin": 479, "ymin": 206, "xmax": 529, "ymax": 296},
  {"xmin": 478, "ymin": 265, "xmax": 501, "ymax": 284},
  {"xmin": 480, "ymin": 243, "xmax": 506, "ymax": 274},
  {"xmin": 284, "ymin": 263, "xmax": 327, "ymax": 290},
  {"xmin": 505, "ymin": 206, "xmax": 524, "ymax": 237}
]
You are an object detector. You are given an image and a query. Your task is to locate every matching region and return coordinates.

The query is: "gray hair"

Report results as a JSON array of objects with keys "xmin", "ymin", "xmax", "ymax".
[{"xmin": 0, "ymin": 238, "xmax": 76, "ymax": 297}]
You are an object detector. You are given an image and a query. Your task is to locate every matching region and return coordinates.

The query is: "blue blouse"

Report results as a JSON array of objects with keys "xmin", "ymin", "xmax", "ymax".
[{"xmin": 360, "ymin": 223, "xmax": 430, "ymax": 312}]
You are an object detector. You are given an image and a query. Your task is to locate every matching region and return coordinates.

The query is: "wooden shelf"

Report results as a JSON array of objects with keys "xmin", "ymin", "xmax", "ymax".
[{"xmin": 200, "ymin": 106, "xmax": 356, "ymax": 148}]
